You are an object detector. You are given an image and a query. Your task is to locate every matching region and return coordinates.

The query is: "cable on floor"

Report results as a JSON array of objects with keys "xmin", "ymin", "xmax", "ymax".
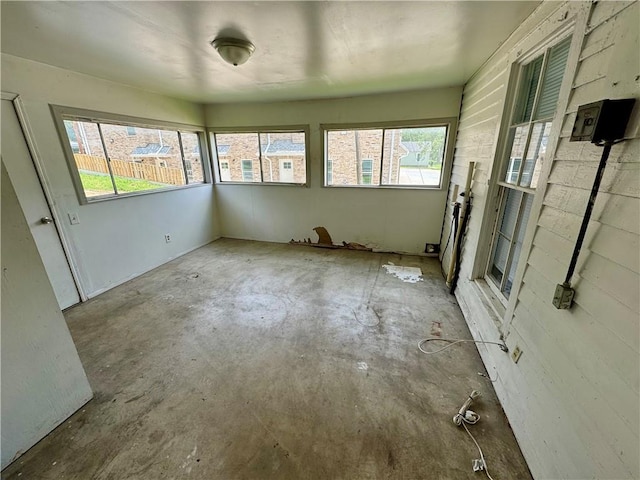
[
  {"xmin": 477, "ymin": 369, "xmax": 498, "ymax": 382},
  {"xmin": 453, "ymin": 390, "xmax": 496, "ymax": 480},
  {"xmin": 462, "ymin": 422, "xmax": 496, "ymax": 480},
  {"xmin": 417, "ymin": 337, "xmax": 508, "ymax": 355}
]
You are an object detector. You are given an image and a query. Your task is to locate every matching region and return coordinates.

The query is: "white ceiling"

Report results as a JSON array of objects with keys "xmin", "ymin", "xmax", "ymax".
[{"xmin": 1, "ymin": 1, "xmax": 541, "ymax": 103}]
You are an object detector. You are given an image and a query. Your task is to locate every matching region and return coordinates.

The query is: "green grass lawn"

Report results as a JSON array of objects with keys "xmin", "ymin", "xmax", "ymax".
[{"xmin": 80, "ymin": 172, "xmax": 168, "ymax": 193}]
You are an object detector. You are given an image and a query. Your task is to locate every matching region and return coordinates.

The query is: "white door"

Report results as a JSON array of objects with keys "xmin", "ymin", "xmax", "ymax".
[
  {"xmin": 220, "ymin": 161, "xmax": 231, "ymax": 181},
  {"xmin": 279, "ymin": 159, "xmax": 294, "ymax": 182},
  {"xmin": 1, "ymin": 99, "xmax": 80, "ymax": 309}
]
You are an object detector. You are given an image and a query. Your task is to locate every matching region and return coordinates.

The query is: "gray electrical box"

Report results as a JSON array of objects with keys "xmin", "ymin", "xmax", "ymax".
[
  {"xmin": 571, "ymin": 98, "xmax": 635, "ymax": 143},
  {"xmin": 552, "ymin": 283, "xmax": 575, "ymax": 309}
]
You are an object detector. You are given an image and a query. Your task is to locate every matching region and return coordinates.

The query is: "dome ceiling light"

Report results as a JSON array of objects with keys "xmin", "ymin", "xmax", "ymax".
[{"xmin": 210, "ymin": 37, "xmax": 255, "ymax": 66}]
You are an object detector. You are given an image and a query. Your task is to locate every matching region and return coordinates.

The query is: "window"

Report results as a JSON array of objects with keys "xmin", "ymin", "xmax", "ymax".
[
  {"xmin": 211, "ymin": 128, "xmax": 308, "ymax": 185},
  {"xmin": 126, "ymin": 126, "xmax": 136, "ymax": 136},
  {"xmin": 64, "ymin": 122, "xmax": 80, "ymax": 153},
  {"xmin": 241, "ymin": 160, "xmax": 254, "ymax": 182},
  {"xmin": 180, "ymin": 131, "xmax": 205, "ymax": 183},
  {"xmin": 361, "ymin": 159, "xmax": 373, "ymax": 184},
  {"xmin": 486, "ymin": 37, "xmax": 571, "ymax": 299},
  {"xmin": 323, "ymin": 123, "xmax": 450, "ymax": 187},
  {"xmin": 54, "ymin": 108, "xmax": 208, "ymax": 202}
]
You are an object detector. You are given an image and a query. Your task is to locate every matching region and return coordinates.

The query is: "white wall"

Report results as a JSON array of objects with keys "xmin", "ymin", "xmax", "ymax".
[
  {"xmin": 205, "ymin": 88, "xmax": 462, "ymax": 253},
  {"xmin": 1, "ymin": 162, "xmax": 93, "ymax": 468},
  {"xmin": 1, "ymin": 54, "xmax": 220, "ymax": 298},
  {"xmin": 442, "ymin": 1, "xmax": 639, "ymax": 478}
]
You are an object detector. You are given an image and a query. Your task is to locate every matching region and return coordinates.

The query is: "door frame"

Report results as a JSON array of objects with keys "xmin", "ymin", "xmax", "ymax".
[{"xmin": 2, "ymin": 91, "xmax": 87, "ymax": 303}]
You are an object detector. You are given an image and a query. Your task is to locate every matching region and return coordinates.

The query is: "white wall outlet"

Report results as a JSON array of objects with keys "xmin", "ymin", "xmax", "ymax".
[
  {"xmin": 68, "ymin": 212, "xmax": 80, "ymax": 225},
  {"xmin": 164, "ymin": 234, "xmax": 171, "ymax": 243},
  {"xmin": 511, "ymin": 345, "xmax": 523, "ymax": 364}
]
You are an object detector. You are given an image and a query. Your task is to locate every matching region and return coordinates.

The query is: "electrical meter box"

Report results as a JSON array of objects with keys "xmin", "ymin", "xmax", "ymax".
[{"xmin": 570, "ymin": 98, "xmax": 635, "ymax": 143}]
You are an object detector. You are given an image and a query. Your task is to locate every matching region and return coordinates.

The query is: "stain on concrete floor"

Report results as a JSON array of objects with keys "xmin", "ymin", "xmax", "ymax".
[{"xmin": 2, "ymin": 239, "xmax": 532, "ymax": 479}]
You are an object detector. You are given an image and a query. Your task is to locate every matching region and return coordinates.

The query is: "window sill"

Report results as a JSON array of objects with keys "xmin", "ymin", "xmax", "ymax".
[
  {"xmin": 322, "ymin": 184, "xmax": 444, "ymax": 191},
  {"xmin": 214, "ymin": 181, "xmax": 309, "ymax": 187},
  {"xmin": 473, "ymin": 278, "xmax": 507, "ymax": 333},
  {"xmin": 82, "ymin": 182, "xmax": 211, "ymax": 204}
]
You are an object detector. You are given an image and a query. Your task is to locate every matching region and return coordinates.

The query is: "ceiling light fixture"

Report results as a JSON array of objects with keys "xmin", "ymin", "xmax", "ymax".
[{"xmin": 211, "ymin": 37, "xmax": 255, "ymax": 66}]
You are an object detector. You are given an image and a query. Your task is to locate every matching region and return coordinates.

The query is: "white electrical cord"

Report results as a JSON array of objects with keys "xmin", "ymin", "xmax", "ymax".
[
  {"xmin": 418, "ymin": 337, "xmax": 508, "ymax": 355},
  {"xmin": 462, "ymin": 422, "xmax": 495, "ymax": 480},
  {"xmin": 453, "ymin": 390, "xmax": 481, "ymax": 426},
  {"xmin": 417, "ymin": 339, "xmax": 506, "ymax": 478},
  {"xmin": 478, "ymin": 369, "xmax": 498, "ymax": 383},
  {"xmin": 453, "ymin": 390, "xmax": 497, "ymax": 480}
]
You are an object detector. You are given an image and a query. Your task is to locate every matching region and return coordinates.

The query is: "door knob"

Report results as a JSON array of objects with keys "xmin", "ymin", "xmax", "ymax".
[{"xmin": 40, "ymin": 216, "xmax": 53, "ymax": 224}]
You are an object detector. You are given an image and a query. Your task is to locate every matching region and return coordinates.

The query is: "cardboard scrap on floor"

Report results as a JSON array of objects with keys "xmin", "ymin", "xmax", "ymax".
[{"xmin": 290, "ymin": 226, "xmax": 372, "ymax": 251}]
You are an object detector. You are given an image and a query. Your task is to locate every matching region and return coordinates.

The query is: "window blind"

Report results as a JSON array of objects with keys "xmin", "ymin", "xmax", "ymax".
[
  {"xmin": 518, "ymin": 57, "xmax": 543, "ymax": 123},
  {"xmin": 535, "ymin": 37, "xmax": 571, "ymax": 120}
]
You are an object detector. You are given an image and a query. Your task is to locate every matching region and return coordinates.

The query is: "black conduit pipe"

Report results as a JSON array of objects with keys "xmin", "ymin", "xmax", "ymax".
[
  {"xmin": 450, "ymin": 194, "xmax": 472, "ymax": 295},
  {"xmin": 563, "ymin": 141, "xmax": 613, "ymax": 285}
]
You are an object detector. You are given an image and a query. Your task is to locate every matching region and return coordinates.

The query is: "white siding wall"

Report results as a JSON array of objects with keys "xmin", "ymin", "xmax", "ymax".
[
  {"xmin": 1, "ymin": 54, "xmax": 219, "ymax": 298},
  {"xmin": 441, "ymin": 1, "xmax": 639, "ymax": 478}
]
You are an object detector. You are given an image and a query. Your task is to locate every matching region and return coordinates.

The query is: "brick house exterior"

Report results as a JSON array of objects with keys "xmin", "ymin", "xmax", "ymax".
[
  {"xmin": 326, "ymin": 129, "xmax": 431, "ymax": 185},
  {"xmin": 66, "ymin": 121, "xmax": 204, "ymax": 183},
  {"xmin": 214, "ymin": 132, "xmax": 307, "ymax": 183},
  {"xmin": 214, "ymin": 127, "xmax": 445, "ymax": 186}
]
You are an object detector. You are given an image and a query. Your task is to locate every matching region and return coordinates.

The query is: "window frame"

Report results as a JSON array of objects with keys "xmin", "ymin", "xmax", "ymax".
[
  {"xmin": 208, "ymin": 125, "xmax": 311, "ymax": 187},
  {"xmin": 51, "ymin": 105, "xmax": 211, "ymax": 204},
  {"xmin": 321, "ymin": 118, "xmax": 457, "ymax": 190},
  {"xmin": 479, "ymin": 32, "xmax": 575, "ymax": 306}
]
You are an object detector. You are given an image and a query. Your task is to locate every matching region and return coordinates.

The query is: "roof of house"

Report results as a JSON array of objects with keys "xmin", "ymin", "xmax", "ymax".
[
  {"xmin": 400, "ymin": 141, "xmax": 430, "ymax": 153},
  {"xmin": 131, "ymin": 143, "xmax": 172, "ymax": 156},
  {"xmin": 262, "ymin": 139, "xmax": 305, "ymax": 155}
]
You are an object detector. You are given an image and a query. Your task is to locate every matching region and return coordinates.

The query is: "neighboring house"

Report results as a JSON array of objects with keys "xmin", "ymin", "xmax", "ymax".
[
  {"xmin": 261, "ymin": 135, "xmax": 306, "ymax": 183},
  {"xmin": 399, "ymin": 141, "xmax": 432, "ymax": 167},
  {"xmin": 67, "ymin": 122, "xmax": 204, "ymax": 184}
]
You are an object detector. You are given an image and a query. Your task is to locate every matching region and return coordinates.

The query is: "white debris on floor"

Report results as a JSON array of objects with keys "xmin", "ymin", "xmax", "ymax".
[{"xmin": 382, "ymin": 263, "xmax": 423, "ymax": 283}]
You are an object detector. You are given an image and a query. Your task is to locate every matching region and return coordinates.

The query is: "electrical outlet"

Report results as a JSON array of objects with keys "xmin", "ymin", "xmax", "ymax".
[
  {"xmin": 424, "ymin": 243, "xmax": 440, "ymax": 254},
  {"xmin": 164, "ymin": 234, "xmax": 171, "ymax": 243},
  {"xmin": 68, "ymin": 212, "xmax": 80, "ymax": 225},
  {"xmin": 511, "ymin": 345, "xmax": 523, "ymax": 364}
]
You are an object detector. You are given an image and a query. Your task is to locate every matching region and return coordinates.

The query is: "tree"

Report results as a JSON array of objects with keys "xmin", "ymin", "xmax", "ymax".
[{"xmin": 401, "ymin": 127, "xmax": 446, "ymax": 167}]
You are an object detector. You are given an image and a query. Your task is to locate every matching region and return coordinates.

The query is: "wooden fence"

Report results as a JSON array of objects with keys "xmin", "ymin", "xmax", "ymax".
[{"xmin": 74, "ymin": 154, "xmax": 185, "ymax": 186}]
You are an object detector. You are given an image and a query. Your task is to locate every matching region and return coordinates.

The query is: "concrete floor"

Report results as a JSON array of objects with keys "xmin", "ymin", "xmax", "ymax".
[{"xmin": 3, "ymin": 239, "xmax": 532, "ymax": 479}]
